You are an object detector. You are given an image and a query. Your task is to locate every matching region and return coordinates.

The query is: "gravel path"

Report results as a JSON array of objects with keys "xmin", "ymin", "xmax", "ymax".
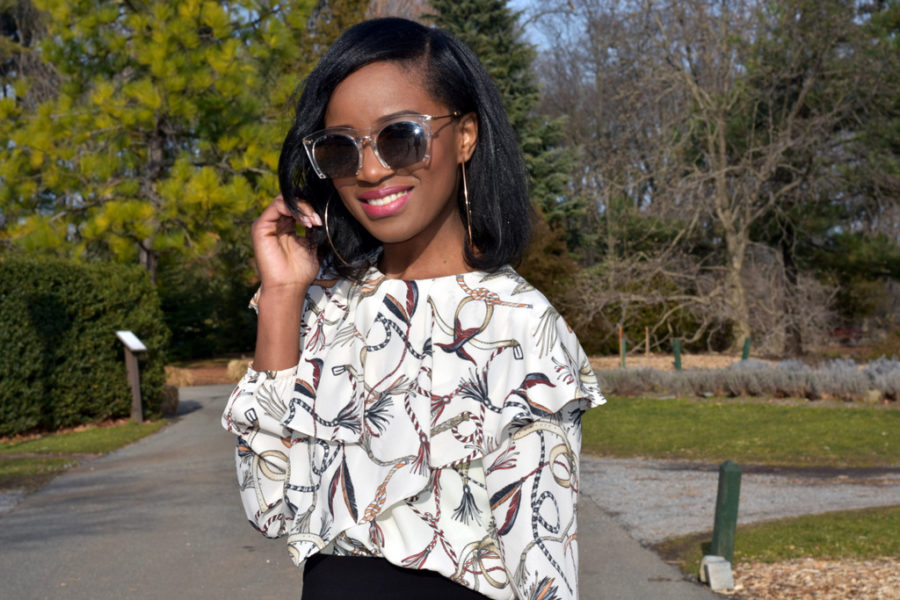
[{"xmin": 580, "ymin": 456, "xmax": 900, "ymax": 543}]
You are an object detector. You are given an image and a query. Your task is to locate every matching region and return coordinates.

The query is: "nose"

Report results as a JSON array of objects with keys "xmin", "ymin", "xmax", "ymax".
[{"xmin": 357, "ymin": 137, "xmax": 392, "ymax": 182}]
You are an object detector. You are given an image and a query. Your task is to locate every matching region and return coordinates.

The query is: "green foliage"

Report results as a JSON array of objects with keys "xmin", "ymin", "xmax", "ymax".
[
  {"xmin": 157, "ymin": 247, "xmax": 258, "ymax": 360},
  {"xmin": 0, "ymin": 256, "xmax": 170, "ymax": 436},
  {"xmin": 516, "ymin": 204, "xmax": 580, "ymax": 331},
  {"xmin": 0, "ymin": 0, "xmax": 316, "ymax": 277},
  {"xmin": 307, "ymin": 0, "xmax": 369, "ymax": 58},
  {"xmin": 0, "ymin": 0, "xmax": 327, "ymax": 359},
  {"xmin": 582, "ymin": 397, "xmax": 899, "ymax": 467},
  {"xmin": 743, "ymin": 0, "xmax": 900, "ymax": 332},
  {"xmin": 427, "ymin": 0, "xmax": 578, "ymax": 222}
]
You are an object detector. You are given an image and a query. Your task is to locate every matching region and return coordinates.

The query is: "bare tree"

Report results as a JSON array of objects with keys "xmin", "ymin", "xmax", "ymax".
[{"xmin": 532, "ymin": 0, "xmax": 869, "ymax": 354}]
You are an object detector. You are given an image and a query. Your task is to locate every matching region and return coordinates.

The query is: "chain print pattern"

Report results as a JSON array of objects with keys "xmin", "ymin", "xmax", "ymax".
[{"xmin": 223, "ymin": 265, "xmax": 605, "ymax": 600}]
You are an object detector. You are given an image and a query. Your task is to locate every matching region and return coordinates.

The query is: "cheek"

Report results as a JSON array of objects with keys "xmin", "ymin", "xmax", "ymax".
[
  {"xmin": 332, "ymin": 180, "xmax": 360, "ymax": 213},
  {"xmin": 426, "ymin": 141, "xmax": 460, "ymax": 195}
]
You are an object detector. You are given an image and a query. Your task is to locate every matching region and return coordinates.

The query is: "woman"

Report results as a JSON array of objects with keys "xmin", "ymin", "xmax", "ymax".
[{"xmin": 222, "ymin": 17, "xmax": 605, "ymax": 600}]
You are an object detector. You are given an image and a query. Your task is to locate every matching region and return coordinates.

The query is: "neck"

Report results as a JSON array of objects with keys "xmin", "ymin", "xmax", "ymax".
[{"xmin": 379, "ymin": 218, "xmax": 470, "ymax": 280}]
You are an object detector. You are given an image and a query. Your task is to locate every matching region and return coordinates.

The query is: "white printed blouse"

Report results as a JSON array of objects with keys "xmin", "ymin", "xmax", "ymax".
[{"xmin": 221, "ymin": 264, "xmax": 605, "ymax": 599}]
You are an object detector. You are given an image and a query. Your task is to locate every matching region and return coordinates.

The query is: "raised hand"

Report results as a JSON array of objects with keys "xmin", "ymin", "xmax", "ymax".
[
  {"xmin": 250, "ymin": 195, "xmax": 323, "ymax": 371},
  {"xmin": 251, "ymin": 195, "xmax": 322, "ymax": 292}
]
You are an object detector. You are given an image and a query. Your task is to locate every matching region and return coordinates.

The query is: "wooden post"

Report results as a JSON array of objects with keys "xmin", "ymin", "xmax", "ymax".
[
  {"xmin": 674, "ymin": 339, "xmax": 682, "ymax": 371},
  {"xmin": 124, "ymin": 349, "xmax": 143, "ymax": 424},
  {"xmin": 116, "ymin": 331, "xmax": 147, "ymax": 424},
  {"xmin": 710, "ymin": 460, "xmax": 742, "ymax": 563},
  {"xmin": 645, "ymin": 326, "xmax": 650, "ymax": 355},
  {"xmin": 618, "ymin": 325, "xmax": 625, "ymax": 368}
]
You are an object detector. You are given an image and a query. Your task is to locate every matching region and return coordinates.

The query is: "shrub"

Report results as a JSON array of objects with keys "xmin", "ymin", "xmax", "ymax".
[
  {"xmin": 867, "ymin": 356, "xmax": 900, "ymax": 401},
  {"xmin": 157, "ymin": 250, "xmax": 257, "ymax": 360},
  {"xmin": 595, "ymin": 356, "xmax": 898, "ymax": 402},
  {"xmin": 0, "ymin": 256, "xmax": 170, "ymax": 436}
]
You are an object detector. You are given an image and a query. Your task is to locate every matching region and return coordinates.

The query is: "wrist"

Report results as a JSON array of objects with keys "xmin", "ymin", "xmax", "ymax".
[
  {"xmin": 258, "ymin": 282, "xmax": 308, "ymax": 304},
  {"xmin": 253, "ymin": 288, "xmax": 305, "ymax": 372}
]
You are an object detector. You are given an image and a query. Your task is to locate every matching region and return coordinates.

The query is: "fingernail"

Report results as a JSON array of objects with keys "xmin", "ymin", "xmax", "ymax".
[
  {"xmin": 312, "ymin": 214, "xmax": 323, "ymax": 227},
  {"xmin": 299, "ymin": 217, "xmax": 312, "ymax": 228}
]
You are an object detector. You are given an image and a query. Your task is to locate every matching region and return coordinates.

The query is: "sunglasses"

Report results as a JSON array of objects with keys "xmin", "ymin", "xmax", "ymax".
[{"xmin": 302, "ymin": 112, "xmax": 460, "ymax": 179}]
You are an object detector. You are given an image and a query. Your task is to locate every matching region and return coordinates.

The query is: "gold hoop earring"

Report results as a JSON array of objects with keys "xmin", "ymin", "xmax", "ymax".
[
  {"xmin": 461, "ymin": 161, "xmax": 474, "ymax": 245},
  {"xmin": 324, "ymin": 198, "xmax": 350, "ymax": 266}
]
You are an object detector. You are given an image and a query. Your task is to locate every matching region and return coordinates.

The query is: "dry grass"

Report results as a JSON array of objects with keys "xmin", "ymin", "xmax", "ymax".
[
  {"xmin": 164, "ymin": 365, "xmax": 194, "ymax": 387},
  {"xmin": 226, "ymin": 358, "xmax": 252, "ymax": 382},
  {"xmin": 165, "ymin": 358, "xmax": 252, "ymax": 387}
]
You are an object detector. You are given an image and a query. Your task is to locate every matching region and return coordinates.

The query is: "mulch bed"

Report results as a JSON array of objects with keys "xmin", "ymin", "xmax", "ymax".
[{"xmin": 726, "ymin": 558, "xmax": 900, "ymax": 599}]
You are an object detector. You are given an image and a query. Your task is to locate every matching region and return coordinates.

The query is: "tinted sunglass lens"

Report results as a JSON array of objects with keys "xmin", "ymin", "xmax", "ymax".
[
  {"xmin": 313, "ymin": 135, "xmax": 358, "ymax": 178},
  {"xmin": 377, "ymin": 122, "xmax": 427, "ymax": 169}
]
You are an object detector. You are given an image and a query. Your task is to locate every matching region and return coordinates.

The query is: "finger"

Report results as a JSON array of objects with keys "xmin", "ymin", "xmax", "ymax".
[
  {"xmin": 255, "ymin": 196, "xmax": 296, "ymax": 227},
  {"xmin": 292, "ymin": 199, "xmax": 323, "ymax": 228},
  {"xmin": 268, "ymin": 195, "xmax": 299, "ymax": 220}
]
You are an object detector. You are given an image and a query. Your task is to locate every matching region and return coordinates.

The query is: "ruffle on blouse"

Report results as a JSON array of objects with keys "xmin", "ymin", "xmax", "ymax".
[
  {"xmin": 286, "ymin": 266, "xmax": 602, "ymax": 465},
  {"xmin": 225, "ymin": 265, "xmax": 604, "ymax": 572}
]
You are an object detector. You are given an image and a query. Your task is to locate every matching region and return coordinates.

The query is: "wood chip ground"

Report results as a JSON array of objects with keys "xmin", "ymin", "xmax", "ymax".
[
  {"xmin": 721, "ymin": 558, "xmax": 900, "ymax": 599},
  {"xmin": 589, "ymin": 353, "xmax": 770, "ymax": 371}
]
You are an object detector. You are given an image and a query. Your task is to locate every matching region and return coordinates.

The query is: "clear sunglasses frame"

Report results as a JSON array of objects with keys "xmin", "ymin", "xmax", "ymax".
[{"xmin": 302, "ymin": 112, "xmax": 459, "ymax": 180}]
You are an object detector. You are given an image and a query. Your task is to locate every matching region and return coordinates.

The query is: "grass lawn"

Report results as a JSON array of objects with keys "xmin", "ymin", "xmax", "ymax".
[
  {"xmin": 0, "ymin": 421, "xmax": 166, "ymax": 492},
  {"xmin": 582, "ymin": 396, "xmax": 899, "ymax": 468},
  {"xmin": 655, "ymin": 505, "xmax": 900, "ymax": 575},
  {"xmin": 583, "ymin": 396, "xmax": 899, "ymax": 575}
]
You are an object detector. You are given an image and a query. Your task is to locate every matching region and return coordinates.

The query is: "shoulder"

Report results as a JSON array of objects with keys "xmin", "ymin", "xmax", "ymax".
[
  {"xmin": 457, "ymin": 266, "xmax": 555, "ymax": 310},
  {"xmin": 456, "ymin": 266, "xmax": 563, "ymax": 332},
  {"xmin": 446, "ymin": 266, "xmax": 585, "ymax": 359}
]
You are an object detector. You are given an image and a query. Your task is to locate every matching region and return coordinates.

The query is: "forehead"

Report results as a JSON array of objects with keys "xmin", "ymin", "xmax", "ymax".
[{"xmin": 324, "ymin": 61, "xmax": 444, "ymax": 128}]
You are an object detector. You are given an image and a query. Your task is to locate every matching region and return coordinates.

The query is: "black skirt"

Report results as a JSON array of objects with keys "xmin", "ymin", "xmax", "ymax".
[{"xmin": 301, "ymin": 554, "xmax": 491, "ymax": 599}]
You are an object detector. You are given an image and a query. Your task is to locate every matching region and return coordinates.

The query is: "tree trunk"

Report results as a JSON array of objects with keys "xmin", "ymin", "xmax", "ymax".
[
  {"xmin": 139, "ymin": 241, "xmax": 158, "ymax": 285},
  {"xmin": 782, "ymin": 223, "xmax": 803, "ymax": 355},
  {"xmin": 722, "ymin": 220, "xmax": 753, "ymax": 354}
]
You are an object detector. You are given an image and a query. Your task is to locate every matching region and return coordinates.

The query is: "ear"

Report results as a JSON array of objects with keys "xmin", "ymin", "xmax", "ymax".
[{"xmin": 456, "ymin": 112, "xmax": 478, "ymax": 163}]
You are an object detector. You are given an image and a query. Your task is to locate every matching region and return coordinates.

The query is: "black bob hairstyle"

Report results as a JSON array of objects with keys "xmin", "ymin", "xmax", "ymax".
[{"xmin": 278, "ymin": 17, "xmax": 532, "ymax": 279}]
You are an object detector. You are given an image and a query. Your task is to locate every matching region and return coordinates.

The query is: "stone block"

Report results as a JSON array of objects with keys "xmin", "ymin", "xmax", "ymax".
[{"xmin": 699, "ymin": 555, "xmax": 734, "ymax": 591}]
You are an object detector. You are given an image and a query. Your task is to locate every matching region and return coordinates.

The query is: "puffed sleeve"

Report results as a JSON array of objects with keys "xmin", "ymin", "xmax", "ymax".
[
  {"xmin": 222, "ymin": 365, "xmax": 297, "ymax": 537},
  {"xmin": 221, "ymin": 278, "xmax": 339, "ymax": 537},
  {"xmin": 484, "ymin": 404, "xmax": 588, "ymax": 600},
  {"xmin": 477, "ymin": 302, "xmax": 603, "ymax": 600}
]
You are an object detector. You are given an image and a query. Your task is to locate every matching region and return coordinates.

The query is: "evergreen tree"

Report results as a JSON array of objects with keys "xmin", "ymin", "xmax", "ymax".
[
  {"xmin": 427, "ymin": 0, "xmax": 582, "ymax": 307},
  {"xmin": 0, "ymin": 0, "xmax": 316, "ymax": 282},
  {"xmin": 428, "ymin": 0, "xmax": 573, "ymax": 223},
  {"xmin": 308, "ymin": 0, "xmax": 369, "ymax": 58}
]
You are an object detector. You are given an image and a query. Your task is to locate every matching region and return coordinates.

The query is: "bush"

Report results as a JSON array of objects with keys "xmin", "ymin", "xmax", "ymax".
[
  {"xmin": 157, "ymin": 245, "xmax": 257, "ymax": 360},
  {"xmin": 0, "ymin": 256, "xmax": 170, "ymax": 436},
  {"xmin": 595, "ymin": 356, "xmax": 899, "ymax": 402},
  {"xmin": 867, "ymin": 356, "xmax": 900, "ymax": 401}
]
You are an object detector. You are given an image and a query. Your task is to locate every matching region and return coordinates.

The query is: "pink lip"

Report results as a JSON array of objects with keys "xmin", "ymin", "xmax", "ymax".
[{"xmin": 357, "ymin": 186, "xmax": 412, "ymax": 219}]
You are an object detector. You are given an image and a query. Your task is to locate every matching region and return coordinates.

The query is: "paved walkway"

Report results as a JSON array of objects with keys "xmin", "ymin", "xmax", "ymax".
[{"xmin": 0, "ymin": 385, "xmax": 717, "ymax": 600}]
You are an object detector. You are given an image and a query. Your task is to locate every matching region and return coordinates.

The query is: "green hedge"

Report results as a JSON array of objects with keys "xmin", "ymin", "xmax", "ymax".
[{"xmin": 0, "ymin": 257, "xmax": 170, "ymax": 436}]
